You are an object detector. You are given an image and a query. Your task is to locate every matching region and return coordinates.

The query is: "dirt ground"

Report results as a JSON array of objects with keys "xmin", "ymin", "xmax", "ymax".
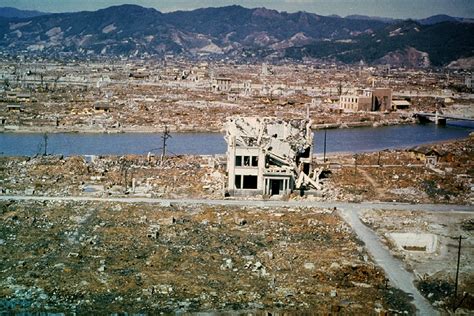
[
  {"xmin": 0, "ymin": 154, "xmax": 225, "ymax": 199},
  {"xmin": 0, "ymin": 136, "xmax": 471, "ymax": 314},
  {"xmin": 0, "ymin": 200, "xmax": 413, "ymax": 314},
  {"xmin": 325, "ymin": 136, "xmax": 474, "ymax": 204},
  {"xmin": 359, "ymin": 209, "xmax": 474, "ymax": 313}
]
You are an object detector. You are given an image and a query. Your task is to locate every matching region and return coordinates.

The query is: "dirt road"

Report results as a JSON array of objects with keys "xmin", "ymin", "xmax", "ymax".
[
  {"xmin": 0, "ymin": 195, "xmax": 472, "ymax": 213},
  {"xmin": 339, "ymin": 205, "xmax": 437, "ymax": 315}
]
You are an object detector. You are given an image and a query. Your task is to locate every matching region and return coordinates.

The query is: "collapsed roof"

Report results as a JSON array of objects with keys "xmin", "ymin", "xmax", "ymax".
[
  {"xmin": 225, "ymin": 117, "xmax": 321, "ymax": 190},
  {"xmin": 225, "ymin": 117, "xmax": 312, "ymax": 156}
]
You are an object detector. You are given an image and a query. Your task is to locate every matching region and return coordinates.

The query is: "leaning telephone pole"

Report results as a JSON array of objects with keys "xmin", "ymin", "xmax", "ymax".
[{"xmin": 161, "ymin": 125, "xmax": 171, "ymax": 163}]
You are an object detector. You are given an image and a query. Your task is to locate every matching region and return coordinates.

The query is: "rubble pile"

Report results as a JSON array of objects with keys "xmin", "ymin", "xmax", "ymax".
[
  {"xmin": 326, "ymin": 137, "xmax": 473, "ymax": 204},
  {"xmin": 1, "ymin": 135, "xmax": 471, "ymax": 204},
  {"xmin": 0, "ymin": 155, "xmax": 91, "ymax": 196},
  {"xmin": 0, "ymin": 200, "xmax": 402, "ymax": 314},
  {"xmin": 0, "ymin": 155, "xmax": 225, "ymax": 199}
]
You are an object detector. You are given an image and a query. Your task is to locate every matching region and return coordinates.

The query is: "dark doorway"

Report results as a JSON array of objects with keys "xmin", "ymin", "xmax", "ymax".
[
  {"xmin": 373, "ymin": 97, "xmax": 381, "ymax": 111},
  {"xmin": 271, "ymin": 179, "xmax": 282, "ymax": 195}
]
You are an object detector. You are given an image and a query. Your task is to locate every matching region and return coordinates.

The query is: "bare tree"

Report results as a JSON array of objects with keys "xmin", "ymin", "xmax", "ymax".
[
  {"xmin": 161, "ymin": 125, "xmax": 171, "ymax": 164},
  {"xmin": 43, "ymin": 133, "xmax": 48, "ymax": 156}
]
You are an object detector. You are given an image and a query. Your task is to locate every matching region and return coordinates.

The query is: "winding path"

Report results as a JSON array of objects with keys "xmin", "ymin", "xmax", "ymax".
[{"xmin": 358, "ymin": 168, "xmax": 387, "ymax": 200}]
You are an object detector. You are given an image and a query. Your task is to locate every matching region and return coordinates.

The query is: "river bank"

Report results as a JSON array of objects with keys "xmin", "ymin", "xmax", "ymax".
[{"xmin": 0, "ymin": 116, "xmax": 416, "ymax": 134}]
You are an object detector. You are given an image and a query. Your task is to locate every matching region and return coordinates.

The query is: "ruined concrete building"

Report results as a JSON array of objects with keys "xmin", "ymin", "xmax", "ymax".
[
  {"xmin": 340, "ymin": 88, "xmax": 392, "ymax": 112},
  {"xmin": 225, "ymin": 117, "xmax": 320, "ymax": 197},
  {"xmin": 213, "ymin": 78, "xmax": 232, "ymax": 92}
]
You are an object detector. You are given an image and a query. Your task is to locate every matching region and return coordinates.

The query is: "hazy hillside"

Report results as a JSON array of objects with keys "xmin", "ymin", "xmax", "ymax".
[
  {"xmin": 0, "ymin": 4, "xmax": 472, "ymax": 66},
  {"xmin": 0, "ymin": 7, "xmax": 46, "ymax": 18}
]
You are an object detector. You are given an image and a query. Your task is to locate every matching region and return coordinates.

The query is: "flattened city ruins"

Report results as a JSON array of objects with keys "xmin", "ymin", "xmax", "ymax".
[{"xmin": 0, "ymin": 2, "xmax": 473, "ymax": 315}]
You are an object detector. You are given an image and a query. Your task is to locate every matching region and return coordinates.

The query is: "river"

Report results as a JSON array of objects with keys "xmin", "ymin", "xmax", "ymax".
[{"xmin": 0, "ymin": 123, "xmax": 472, "ymax": 156}]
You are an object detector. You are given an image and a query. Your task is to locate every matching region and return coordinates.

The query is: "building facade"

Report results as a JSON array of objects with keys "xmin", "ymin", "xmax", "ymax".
[
  {"xmin": 213, "ymin": 78, "xmax": 232, "ymax": 92},
  {"xmin": 225, "ymin": 117, "xmax": 316, "ymax": 197},
  {"xmin": 340, "ymin": 88, "xmax": 392, "ymax": 112}
]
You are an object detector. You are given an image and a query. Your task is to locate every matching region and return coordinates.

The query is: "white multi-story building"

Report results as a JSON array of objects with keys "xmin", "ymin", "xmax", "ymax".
[{"xmin": 225, "ymin": 117, "xmax": 316, "ymax": 197}]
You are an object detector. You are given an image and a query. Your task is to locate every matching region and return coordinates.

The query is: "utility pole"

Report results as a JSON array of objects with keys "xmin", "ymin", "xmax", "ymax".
[
  {"xmin": 161, "ymin": 125, "xmax": 171, "ymax": 163},
  {"xmin": 353, "ymin": 154, "xmax": 358, "ymax": 176},
  {"xmin": 453, "ymin": 235, "xmax": 465, "ymax": 312},
  {"xmin": 323, "ymin": 129, "xmax": 327, "ymax": 163},
  {"xmin": 43, "ymin": 133, "xmax": 48, "ymax": 156},
  {"xmin": 124, "ymin": 166, "xmax": 128, "ymax": 192},
  {"xmin": 377, "ymin": 151, "xmax": 381, "ymax": 166}
]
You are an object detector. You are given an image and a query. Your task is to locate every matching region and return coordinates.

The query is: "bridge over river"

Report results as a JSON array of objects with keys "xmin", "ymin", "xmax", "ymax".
[{"xmin": 414, "ymin": 112, "xmax": 474, "ymax": 125}]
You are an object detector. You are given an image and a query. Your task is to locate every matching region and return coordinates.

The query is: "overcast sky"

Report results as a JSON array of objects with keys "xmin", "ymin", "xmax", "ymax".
[{"xmin": 1, "ymin": 0, "xmax": 473, "ymax": 19}]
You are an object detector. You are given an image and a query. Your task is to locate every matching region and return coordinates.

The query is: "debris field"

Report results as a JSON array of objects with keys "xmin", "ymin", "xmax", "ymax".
[{"xmin": 0, "ymin": 200, "xmax": 411, "ymax": 314}]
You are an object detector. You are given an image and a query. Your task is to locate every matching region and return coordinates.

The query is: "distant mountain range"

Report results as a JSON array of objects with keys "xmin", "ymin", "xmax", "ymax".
[
  {"xmin": 0, "ymin": 5, "xmax": 473, "ymax": 67},
  {"xmin": 0, "ymin": 7, "xmax": 47, "ymax": 18},
  {"xmin": 345, "ymin": 14, "xmax": 474, "ymax": 25}
]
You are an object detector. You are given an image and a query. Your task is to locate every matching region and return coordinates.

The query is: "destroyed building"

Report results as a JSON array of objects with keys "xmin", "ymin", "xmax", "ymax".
[
  {"xmin": 213, "ymin": 77, "xmax": 232, "ymax": 92},
  {"xmin": 225, "ymin": 117, "xmax": 320, "ymax": 197},
  {"xmin": 340, "ymin": 88, "xmax": 392, "ymax": 112}
]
